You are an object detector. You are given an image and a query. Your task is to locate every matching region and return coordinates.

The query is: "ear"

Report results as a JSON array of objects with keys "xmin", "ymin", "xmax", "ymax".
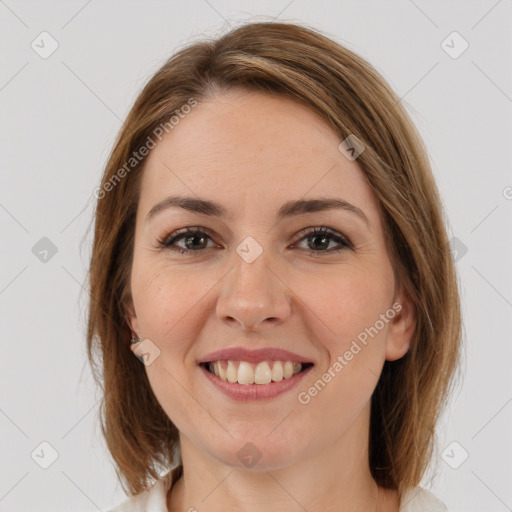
[
  {"xmin": 124, "ymin": 293, "xmax": 140, "ymax": 336},
  {"xmin": 385, "ymin": 289, "xmax": 417, "ymax": 361}
]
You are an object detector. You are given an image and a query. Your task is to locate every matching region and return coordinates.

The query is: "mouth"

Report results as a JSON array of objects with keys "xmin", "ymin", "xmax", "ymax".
[{"xmin": 200, "ymin": 360, "xmax": 315, "ymax": 385}]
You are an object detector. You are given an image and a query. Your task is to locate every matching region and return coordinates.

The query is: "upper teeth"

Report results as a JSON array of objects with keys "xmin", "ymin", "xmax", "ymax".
[{"xmin": 208, "ymin": 360, "xmax": 303, "ymax": 385}]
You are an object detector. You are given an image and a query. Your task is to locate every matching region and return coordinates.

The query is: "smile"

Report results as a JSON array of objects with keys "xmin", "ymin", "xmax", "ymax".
[
  {"xmin": 199, "ymin": 360, "xmax": 315, "ymax": 401},
  {"xmin": 203, "ymin": 359, "xmax": 314, "ymax": 385},
  {"xmin": 197, "ymin": 347, "xmax": 315, "ymax": 401}
]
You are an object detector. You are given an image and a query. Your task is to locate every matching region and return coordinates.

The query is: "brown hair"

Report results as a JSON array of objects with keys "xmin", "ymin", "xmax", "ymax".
[{"xmin": 85, "ymin": 20, "xmax": 463, "ymax": 499}]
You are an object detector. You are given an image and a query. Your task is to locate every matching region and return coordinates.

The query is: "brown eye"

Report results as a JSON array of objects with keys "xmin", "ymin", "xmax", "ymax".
[
  {"xmin": 158, "ymin": 226, "xmax": 216, "ymax": 254},
  {"xmin": 293, "ymin": 226, "xmax": 352, "ymax": 255}
]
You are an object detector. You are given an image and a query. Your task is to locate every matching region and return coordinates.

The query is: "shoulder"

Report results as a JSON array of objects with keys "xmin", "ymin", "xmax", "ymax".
[
  {"xmin": 106, "ymin": 466, "xmax": 181, "ymax": 512},
  {"xmin": 400, "ymin": 486, "xmax": 448, "ymax": 511}
]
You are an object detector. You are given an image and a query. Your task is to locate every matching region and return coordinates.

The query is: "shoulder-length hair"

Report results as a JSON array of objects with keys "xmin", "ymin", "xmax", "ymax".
[{"xmin": 86, "ymin": 20, "xmax": 463, "ymax": 498}]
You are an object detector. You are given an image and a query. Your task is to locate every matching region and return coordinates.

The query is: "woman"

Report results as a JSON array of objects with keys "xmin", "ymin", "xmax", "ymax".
[{"xmin": 87, "ymin": 21, "xmax": 462, "ymax": 512}]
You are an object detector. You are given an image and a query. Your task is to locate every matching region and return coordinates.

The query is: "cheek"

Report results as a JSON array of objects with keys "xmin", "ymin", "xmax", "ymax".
[
  {"xmin": 132, "ymin": 264, "xmax": 206, "ymax": 428},
  {"xmin": 131, "ymin": 261, "xmax": 203, "ymax": 340},
  {"xmin": 303, "ymin": 265, "xmax": 393, "ymax": 345},
  {"xmin": 296, "ymin": 272, "xmax": 391, "ymax": 428}
]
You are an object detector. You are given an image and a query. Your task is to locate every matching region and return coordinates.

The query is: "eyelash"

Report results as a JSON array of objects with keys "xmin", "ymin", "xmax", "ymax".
[{"xmin": 156, "ymin": 225, "xmax": 353, "ymax": 256}]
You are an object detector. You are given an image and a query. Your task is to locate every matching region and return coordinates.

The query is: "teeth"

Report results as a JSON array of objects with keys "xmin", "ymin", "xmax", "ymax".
[
  {"xmin": 238, "ymin": 361, "xmax": 255, "ymax": 384},
  {"xmin": 283, "ymin": 361, "xmax": 294, "ymax": 379},
  {"xmin": 208, "ymin": 360, "xmax": 304, "ymax": 385},
  {"xmin": 227, "ymin": 361, "xmax": 237, "ymax": 383},
  {"xmin": 271, "ymin": 360, "xmax": 284, "ymax": 381},
  {"xmin": 218, "ymin": 361, "xmax": 227, "ymax": 381},
  {"xmin": 254, "ymin": 361, "xmax": 272, "ymax": 384}
]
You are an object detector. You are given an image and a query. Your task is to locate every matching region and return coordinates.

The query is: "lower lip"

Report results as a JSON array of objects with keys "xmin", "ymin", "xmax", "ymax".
[{"xmin": 199, "ymin": 364, "xmax": 314, "ymax": 402}]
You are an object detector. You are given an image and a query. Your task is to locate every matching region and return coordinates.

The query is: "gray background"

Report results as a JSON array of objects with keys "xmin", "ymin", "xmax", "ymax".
[{"xmin": 1, "ymin": 0, "xmax": 511, "ymax": 511}]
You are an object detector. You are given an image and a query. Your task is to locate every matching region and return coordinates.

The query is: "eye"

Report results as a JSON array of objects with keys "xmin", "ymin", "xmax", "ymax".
[
  {"xmin": 292, "ymin": 226, "xmax": 352, "ymax": 255},
  {"xmin": 157, "ymin": 225, "xmax": 352, "ymax": 255},
  {"xmin": 157, "ymin": 226, "xmax": 217, "ymax": 254}
]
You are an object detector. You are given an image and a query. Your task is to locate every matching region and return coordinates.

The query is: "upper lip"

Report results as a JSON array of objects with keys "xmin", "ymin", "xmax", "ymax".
[{"xmin": 197, "ymin": 347, "xmax": 314, "ymax": 365}]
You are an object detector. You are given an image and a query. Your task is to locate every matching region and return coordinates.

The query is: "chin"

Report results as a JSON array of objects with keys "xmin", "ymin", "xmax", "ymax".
[{"xmin": 206, "ymin": 433, "xmax": 308, "ymax": 472}]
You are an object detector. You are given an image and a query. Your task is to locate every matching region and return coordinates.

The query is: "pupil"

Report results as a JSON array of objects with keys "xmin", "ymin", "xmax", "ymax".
[
  {"xmin": 186, "ymin": 234, "xmax": 206, "ymax": 250},
  {"xmin": 311, "ymin": 235, "xmax": 328, "ymax": 250}
]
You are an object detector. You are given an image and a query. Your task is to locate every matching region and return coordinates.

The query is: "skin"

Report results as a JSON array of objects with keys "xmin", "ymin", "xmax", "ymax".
[{"xmin": 126, "ymin": 88, "xmax": 416, "ymax": 512}]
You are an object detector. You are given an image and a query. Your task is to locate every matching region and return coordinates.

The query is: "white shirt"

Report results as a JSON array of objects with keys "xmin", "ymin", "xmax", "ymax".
[{"xmin": 107, "ymin": 466, "xmax": 448, "ymax": 512}]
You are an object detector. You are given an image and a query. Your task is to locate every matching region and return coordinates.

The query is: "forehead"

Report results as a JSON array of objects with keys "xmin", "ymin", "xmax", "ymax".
[{"xmin": 138, "ymin": 89, "xmax": 379, "ymax": 221}]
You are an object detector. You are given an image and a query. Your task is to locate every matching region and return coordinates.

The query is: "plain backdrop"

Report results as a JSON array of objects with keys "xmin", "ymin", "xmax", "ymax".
[{"xmin": 1, "ymin": 1, "xmax": 511, "ymax": 511}]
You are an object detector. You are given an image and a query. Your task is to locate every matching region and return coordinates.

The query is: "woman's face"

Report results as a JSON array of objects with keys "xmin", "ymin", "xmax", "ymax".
[{"xmin": 126, "ymin": 89, "xmax": 415, "ymax": 470}]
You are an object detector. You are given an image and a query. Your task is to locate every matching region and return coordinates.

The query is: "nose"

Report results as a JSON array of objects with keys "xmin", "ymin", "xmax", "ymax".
[{"xmin": 215, "ymin": 247, "xmax": 292, "ymax": 333}]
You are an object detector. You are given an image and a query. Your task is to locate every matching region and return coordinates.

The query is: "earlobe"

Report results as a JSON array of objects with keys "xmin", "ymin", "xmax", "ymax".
[
  {"xmin": 385, "ymin": 293, "xmax": 417, "ymax": 361},
  {"xmin": 124, "ymin": 295, "xmax": 139, "ymax": 335}
]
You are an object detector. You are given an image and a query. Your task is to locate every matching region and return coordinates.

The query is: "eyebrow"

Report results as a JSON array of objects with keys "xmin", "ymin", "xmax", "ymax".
[{"xmin": 145, "ymin": 195, "xmax": 371, "ymax": 229}]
